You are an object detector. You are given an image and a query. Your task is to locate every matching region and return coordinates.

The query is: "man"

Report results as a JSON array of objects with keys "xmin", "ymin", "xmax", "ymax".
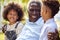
[
  {"xmin": 16, "ymin": 1, "xmax": 60, "ymax": 40},
  {"xmin": 16, "ymin": 1, "xmax": 43, "ymax": 40}
]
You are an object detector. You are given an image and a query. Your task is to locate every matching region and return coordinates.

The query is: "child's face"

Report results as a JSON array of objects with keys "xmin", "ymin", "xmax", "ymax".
[
  {"xmin": 41, "ymin": 4, "xmax": 51, "ymax": 20},
  {"xmin": 7, "ymin": 9, "xmax": 18, "ymax": 23},
  {"xmin": 41, "ymin": 4, "xmax": 46, "ymax": 19}
]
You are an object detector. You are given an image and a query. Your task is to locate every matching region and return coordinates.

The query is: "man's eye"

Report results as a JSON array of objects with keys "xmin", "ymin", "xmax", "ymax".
[
  {"xmin": 30, "ymin": 9, "xmax": 34, "ymax": 12},
  {"xmin": 29, "ymin": 9, "xmax": 40, "ymax": 13},
  {"xmin": 36, "ymin": 9, "xmax": 40, "ymax": 12}
]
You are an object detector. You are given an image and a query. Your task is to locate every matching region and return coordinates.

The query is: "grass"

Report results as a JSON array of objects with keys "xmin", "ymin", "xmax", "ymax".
[{"xmin": 0, "ymin": 32, "xmax": 4, "ymax": 40}]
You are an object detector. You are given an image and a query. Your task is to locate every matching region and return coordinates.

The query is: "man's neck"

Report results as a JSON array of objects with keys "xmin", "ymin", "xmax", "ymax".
[{"xmin": 29, "ymin": 18, "xmax": 39, "ymax": 22}]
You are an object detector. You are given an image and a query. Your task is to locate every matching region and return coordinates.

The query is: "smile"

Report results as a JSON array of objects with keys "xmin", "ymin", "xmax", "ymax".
[{"xmin": 32, "ymin": 16, "xmax": 37, "ymax": 18}]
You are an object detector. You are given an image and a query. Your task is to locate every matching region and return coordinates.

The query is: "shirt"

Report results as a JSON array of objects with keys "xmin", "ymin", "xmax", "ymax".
[
  {"xmin": 16, "ymin": 17, "xmax": 44, "ymax": 40},
  {"xmin": 39, "ymin": 18, "xmax": 57, "ymax": 40},
  {"xmin": 4, "ymin": 21, "xmax": 24, "ymax": 40}
]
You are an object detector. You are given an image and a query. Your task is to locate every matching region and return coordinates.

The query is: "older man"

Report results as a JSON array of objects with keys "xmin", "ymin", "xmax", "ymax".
[{"xmin": 16, "ymin": 1, "xmax": 60, "ymax": 40}]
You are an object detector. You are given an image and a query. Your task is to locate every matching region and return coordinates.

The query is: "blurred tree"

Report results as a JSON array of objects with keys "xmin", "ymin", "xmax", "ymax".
[{"xmin": 21, "ymin": 0, "xmax": 29, "ymax": 3}]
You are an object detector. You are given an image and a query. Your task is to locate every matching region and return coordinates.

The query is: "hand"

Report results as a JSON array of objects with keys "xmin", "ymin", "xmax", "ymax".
[{"xmin": 48, "ymin": 29, "xmax": 59, "ymax": 40}]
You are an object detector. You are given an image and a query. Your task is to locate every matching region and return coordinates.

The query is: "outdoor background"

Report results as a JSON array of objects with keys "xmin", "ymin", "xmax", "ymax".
[{"xmin": 0, "ymin": 0, "xmax": 60, "ymax": 40}]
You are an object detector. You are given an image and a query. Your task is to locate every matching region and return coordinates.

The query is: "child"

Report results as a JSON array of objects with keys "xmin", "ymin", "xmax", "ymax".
[
  {"xmin": 2, "ymin": 2, "xmax": 24, "ymax": 40},
  {"xmin": 39, "ymin": 1, "xmax": 59, "ymax": 40}
]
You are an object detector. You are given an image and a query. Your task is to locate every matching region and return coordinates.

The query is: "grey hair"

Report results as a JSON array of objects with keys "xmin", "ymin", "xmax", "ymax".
[{"xmin": 27, "ymin": 0, "xmax": 41, "ymax": 10}]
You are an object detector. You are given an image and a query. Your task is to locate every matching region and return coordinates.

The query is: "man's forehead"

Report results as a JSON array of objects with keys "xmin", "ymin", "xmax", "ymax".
[
  {"xmin": 30, "ymin": 3, "xmax": 38, "ymax": 6},
  {"xmin": 29, "ymin": 2, "xmax": 40, "ymax": 6},
  {"xmin": 28, "ymin": 2, "xmax": 41, "ymax": 9}
]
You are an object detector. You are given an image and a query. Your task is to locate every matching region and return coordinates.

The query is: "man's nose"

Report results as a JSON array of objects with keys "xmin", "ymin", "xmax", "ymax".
[{"xmin": 33, "ymin": 11, "xmax": 36, "ymax": 14}]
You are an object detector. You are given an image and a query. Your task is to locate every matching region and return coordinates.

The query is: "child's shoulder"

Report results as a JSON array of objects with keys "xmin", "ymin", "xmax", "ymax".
[
  {"xmin": 2, "ymin": 24, "xmax": 7, "ymax": 27},
  {"xmin": 17, "ymin": 21, "xmax": 24, "ymax": 27},
  {"xmin": 48, "ymin": 22, "xmax": 57, "ymax": 28},
  {"xmin": 46, "ymin": 22, "xmax": 57, "ymax": 32},
  {"xmin": 18, "ymin": 22, "xmax": 23, "ymax": 25}
]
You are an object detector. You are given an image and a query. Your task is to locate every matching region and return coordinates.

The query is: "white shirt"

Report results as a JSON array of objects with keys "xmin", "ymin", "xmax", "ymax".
[
  {"xmin": 16, "ymin": 17, "xmax": 44, "ymax": 40},
  {"xmin": 4, "ymin": 21, "xmax": 24, "ymax": 40},
  {"xmin": 39, "ymin": 18, "xmax": 57, "ymax": 40}
]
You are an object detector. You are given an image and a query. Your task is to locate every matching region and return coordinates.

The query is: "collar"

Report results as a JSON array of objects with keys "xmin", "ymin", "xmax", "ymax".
[
  {"xmin": 26, "ymin": 17, "xmax": 44, "ymax": 25},
  {"xmin": 45, "ymin": 18, "xmax": 55, "ymax": 24},
  {"xmin": 8, "ymin": 21, "xmax": 19, "ymax": 26}
]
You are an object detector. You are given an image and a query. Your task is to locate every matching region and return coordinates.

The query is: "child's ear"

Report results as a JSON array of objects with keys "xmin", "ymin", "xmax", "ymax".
[{"xmin": 46, "ymin": 9, "xmax": 47, "ymax": 14}]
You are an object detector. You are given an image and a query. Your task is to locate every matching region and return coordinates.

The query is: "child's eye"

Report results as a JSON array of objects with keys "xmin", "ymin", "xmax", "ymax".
[
  {"xmin": 8, "ymin": 13, "xmax": 12, "ymax": 15},
  {"xmin": 13, "ymin": 14, "xmax": 17, "ymax": 16}
]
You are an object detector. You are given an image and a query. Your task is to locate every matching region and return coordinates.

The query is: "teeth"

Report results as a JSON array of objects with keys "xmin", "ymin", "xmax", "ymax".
[{"xmin": 32, "ymin": 16, "xmax": 36, "ymax": 18}]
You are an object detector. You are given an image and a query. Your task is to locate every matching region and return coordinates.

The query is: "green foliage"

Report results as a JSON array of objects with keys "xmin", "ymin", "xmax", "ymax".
[
  {"xmin": 21, "ymin": 0, "xmax": 29, "ymax": 3},
  {"xmin": 0, "ymin": 33, "xmax": 4, "ymax": 40}
]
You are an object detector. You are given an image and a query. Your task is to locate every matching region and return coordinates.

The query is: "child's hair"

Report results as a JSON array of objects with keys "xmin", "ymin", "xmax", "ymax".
[
  {"xmin": 42, "ymin": 1, "xmax": 59, "ymax": 17},
  {"xmin": 3, "ymin": 2, "xmax": 24, "ymax": 21}
]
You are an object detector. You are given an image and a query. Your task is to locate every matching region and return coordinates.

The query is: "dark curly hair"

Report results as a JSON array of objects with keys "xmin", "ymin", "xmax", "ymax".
[
  {"xmin": 43, "ymin": 1, "xmax": 59, "ymax": 17},
  {"xmin": 3, "ymin": 2, "xmax": 24, "ymax": 21}
]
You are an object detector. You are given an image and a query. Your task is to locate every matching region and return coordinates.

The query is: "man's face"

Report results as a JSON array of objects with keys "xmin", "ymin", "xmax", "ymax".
[{"xmin": 28, "ymin": 2, "xmax": 41, "ymax": 22}]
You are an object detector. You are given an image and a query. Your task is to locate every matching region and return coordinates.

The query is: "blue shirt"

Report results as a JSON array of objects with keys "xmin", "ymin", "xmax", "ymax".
[
  {"xmin": 16, "ymin": 17, "xmax": 44, "ymax": 40},
  {"xmin": 39, "ymin": 18, "xmax": 57, "ymax": 40}
]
